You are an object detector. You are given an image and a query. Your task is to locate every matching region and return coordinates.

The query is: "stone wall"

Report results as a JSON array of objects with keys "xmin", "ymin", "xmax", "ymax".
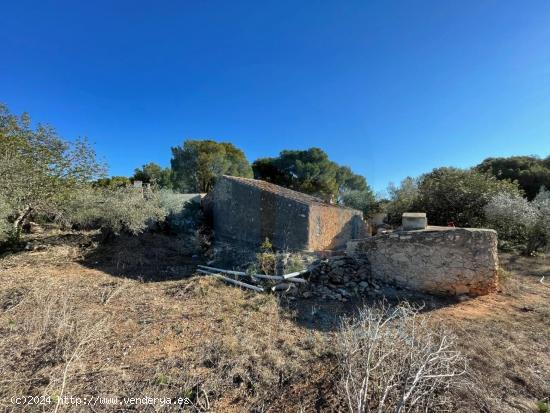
[
  {"xmin": 308, "ymin": 204, "xmax": 365, "ymax": 251},
  {"xmin": 211, "ymin": 177, "xmax": 310, "ymax": 250},
  {"xmin": 210, "ymin": 176, "xmax": 364, "ymax": 251},
  {"xmin": 347, "ymin": 227, "xmax": 499, "ymax": 296}
]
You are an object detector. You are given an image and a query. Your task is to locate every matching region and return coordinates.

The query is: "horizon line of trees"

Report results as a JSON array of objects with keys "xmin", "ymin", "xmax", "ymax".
[
  {"xmin": 1, "ymin": 103, "xmax": 549, "ymax": 254},
  {"xmin": 98, "ymin": 140, "xmax": 377, "ymax": 215},
  {"xmin": 117, "ymin": 146, "xmax": 550, "ymax": 219}
]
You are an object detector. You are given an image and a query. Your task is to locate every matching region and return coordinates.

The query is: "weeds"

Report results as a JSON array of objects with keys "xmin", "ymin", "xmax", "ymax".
[{"xmin": 538, "ymin": 398, "xmax": 550, "ymax": 413}]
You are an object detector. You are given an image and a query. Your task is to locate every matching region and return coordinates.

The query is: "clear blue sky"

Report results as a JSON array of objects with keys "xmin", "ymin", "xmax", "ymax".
[{"xmin": 2, "ymin": 0, "xmax": 549, "ymax": 193}]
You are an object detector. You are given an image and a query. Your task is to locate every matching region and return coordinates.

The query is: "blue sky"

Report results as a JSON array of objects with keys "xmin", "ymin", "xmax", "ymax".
[{"xmin": 2, "ymin": 0, "xmax": 550, "ymax": 193}]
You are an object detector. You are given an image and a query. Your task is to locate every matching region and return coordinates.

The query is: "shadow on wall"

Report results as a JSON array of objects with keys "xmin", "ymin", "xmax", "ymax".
[{"xmin": 326, "ymin": 215, "xmax": 367, "ymax": 251}]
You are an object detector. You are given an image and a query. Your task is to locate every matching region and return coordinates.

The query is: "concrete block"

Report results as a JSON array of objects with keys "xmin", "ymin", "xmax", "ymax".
[{"xmin": 402, "ymin": 212, "xmax": 427, "ymax": 230}]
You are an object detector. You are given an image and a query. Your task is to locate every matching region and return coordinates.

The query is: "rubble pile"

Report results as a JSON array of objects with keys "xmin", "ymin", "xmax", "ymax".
[
  {"xmin": 196, "ymin": 248, "xmax": 392, "ymax": 301},
  {"xmin": 305, "ymin": 256, "xmax": 385, "ymax": 301}
]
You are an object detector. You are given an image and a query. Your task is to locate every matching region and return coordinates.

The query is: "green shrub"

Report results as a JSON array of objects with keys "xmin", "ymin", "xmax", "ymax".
[
  {"xmin": 158, "ymin": 190, "xmax": 203, "ymax": 234},
  {"xmin": 485, "ymin": 188, "xmax": 550, "ymax": 254},
  {"xmin": 416, "ymin": 168, "xmax": 522, "ymax": 227},
  {"xmin": 537, "ymin": 399, "xmax": 550, "ymax": 413},
  {"xmin": 0, "ymin": 195, "xmax": 11, "ymax": 242},
  {"xmin": 385, "ymin": 168, "xmax": 523, "ymax": 228},
  {"xmin": 284, "ymin": 254, "xmax": 305, "ymax": 273},
  {"xmin": 63, "ymin": 186, "xmax": 166, "ymax": 236},
  {"xmin": 256, "ymin": 238, "xmax": 276, "ymax": 274},
  {"xmin": 385, "ymin": 177, "xmax": 420, "ymax": 225}
]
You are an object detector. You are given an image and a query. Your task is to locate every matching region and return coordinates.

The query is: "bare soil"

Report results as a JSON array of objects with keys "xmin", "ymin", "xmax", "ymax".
[{"xmin": 0, "ymin": 231, "xmax": 548, "ymax": 412}]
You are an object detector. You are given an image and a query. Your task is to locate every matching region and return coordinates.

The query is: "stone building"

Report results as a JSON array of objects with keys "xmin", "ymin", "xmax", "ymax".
[{"xmin": 206, "ymin": 175, "xmax": 365, "ymax": 251}]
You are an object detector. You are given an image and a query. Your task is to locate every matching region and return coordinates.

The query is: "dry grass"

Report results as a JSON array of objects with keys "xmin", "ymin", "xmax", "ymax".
[
  {"xmin": 0, "ymin": 231, "xmax": 548, "ymax": 412},
  {"xmin": 432, "ymin": 253, "xmax": 550, "ymax": 412},
  {"xmin": 0, "ymin": 231, "xmax": 327, "ymax": 412}
]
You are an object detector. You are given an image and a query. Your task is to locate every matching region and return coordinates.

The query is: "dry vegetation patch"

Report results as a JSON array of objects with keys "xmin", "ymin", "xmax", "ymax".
[{"xmin": 0, "ymin": 232, "xmax": 548, "ymax": 412}]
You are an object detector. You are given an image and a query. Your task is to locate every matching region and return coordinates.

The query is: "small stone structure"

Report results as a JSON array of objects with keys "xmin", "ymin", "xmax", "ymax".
[
  {"xmin": 402, "ymin": 212, "xmax": 427, "ymax": 230},
  {"xmin": 206, "ymin": 175, "xmax": 365, "ymax": 251},
  {"xmin": 347, "ymin": 227, "xmax": 499, "ymax": 296}
]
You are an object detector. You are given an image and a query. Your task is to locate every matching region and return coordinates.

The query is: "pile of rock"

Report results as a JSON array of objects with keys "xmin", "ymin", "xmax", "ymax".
[
  {"xmin": 202, "ymin": 246, "xmax": 400, "ymax": 301},
  {"xmin": 304, "ymin": 256, "xmax": 384, "ymax": 301}
]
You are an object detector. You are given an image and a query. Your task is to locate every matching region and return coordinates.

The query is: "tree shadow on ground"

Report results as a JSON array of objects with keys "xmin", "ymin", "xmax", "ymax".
[
  {"xmin": 500, "ymin": 252, "xmax": 549, "ymax": 279},
  {"xmin": 277, "ymin": 286, "xmax": 459, "ymax": 333},
  {"xmin": 80, "ymin": 231, "xmax": 203, "ymax": 282}
]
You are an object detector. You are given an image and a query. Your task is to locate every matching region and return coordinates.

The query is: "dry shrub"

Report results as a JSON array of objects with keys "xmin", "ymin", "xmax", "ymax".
[
  {"xmin": 336, "ymin": 303, "xmax": 467, "ymax": 413},
  {"xmin": 255, "ymin": 238, "xmax": 276, "ymax": 275}
]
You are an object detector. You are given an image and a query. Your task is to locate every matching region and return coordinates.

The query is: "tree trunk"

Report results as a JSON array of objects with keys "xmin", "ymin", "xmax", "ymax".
[{"xmin": 13, "ymin": 206, "xmax": 32, "ymax": 234}]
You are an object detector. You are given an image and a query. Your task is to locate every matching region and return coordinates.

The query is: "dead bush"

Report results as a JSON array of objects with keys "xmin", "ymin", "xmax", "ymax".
[{"xmin": 336, "ymin": 303, "xmax": 467, "ymax": 413}]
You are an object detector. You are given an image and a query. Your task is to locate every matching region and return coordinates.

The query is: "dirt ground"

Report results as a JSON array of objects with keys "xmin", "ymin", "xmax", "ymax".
[{"xmin": 0, "ymin": 231, "xmax": 548, "ymax": 412}]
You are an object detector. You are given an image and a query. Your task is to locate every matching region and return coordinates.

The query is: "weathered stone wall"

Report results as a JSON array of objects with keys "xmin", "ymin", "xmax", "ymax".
[
  {"xmin": 308, "ymin": 204, "xmax": 365, "ymax": 251},
  {"xmin": 210, "ymin": 176, "xmax": 365, "ymax": 251},
  {"xmin": 347, "ymin": 227, "xmax": 499, "ymax": 296},
  {"xmin": 211, "ymin": 177, "xmax": 310, "ymax": 250}
]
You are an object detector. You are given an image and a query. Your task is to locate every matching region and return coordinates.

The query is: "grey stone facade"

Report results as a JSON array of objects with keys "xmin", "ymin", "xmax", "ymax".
[
  {"xmin": 347, "ymin": 227, "xmax": 499, "ymax": 296},
  {"xmin": 208, "ymin": 176, "xmax": 365, "ymax": 251}
]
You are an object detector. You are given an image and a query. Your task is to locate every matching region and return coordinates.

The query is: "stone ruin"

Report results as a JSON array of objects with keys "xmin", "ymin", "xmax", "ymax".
[
  {"xmin": 347, "ymin": 226, "xmax": 499, "ymax": 296},
  {"xmin": 205, "ymin": 175, "xmax": 365, "ymax": 251},
  {"xmin": 301, "ymin": 219, "xmax": 500, "ymax": 299},
  {"xmin": 200, "ymin": 178, "xmax": 499, "ymax": 298},
  {"xmin": 304, "ymin": 256, "xmax": 378, "ymax": 301}
]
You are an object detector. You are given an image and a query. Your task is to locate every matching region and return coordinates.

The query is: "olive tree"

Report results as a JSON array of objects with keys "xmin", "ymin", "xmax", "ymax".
[
  {"xmin": 62, "ymin": 186, "xmax": 166, "ymax": 237},
  {"xmin": 0, "ymin": 104, "xmax": 105, "ymax": 237},
  {"xmin": 485, "ymin": 188, "xmax": 550, "ymax": 254}
]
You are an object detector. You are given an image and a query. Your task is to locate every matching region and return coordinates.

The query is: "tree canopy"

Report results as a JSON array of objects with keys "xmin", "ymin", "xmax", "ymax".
[
  {"xmin": 340, "ymin": 189, "xmax": 376, "ymax": 217},
  {"xmin": 170, "ymin": 140, "xmax": 253, "ymax": 193},
  {"xmin": 0, "ymin": 104, "xmax": 105, "ymax": 237},
  {"xmin": 132, "ymin": 162, "xmax": 172, "ymax": 189},
  {"xmin": 385, "ymin": 177, "xmax": 420, "ymax": 225},
  {"xmin": 418, "ymin": 168, "xmax": 521, "ymax": 227},
  {"xmin": 252, "ymin": 147, "xmax": 371, "ymax": 203},
  {"xmin": 475, "ymin": 156, "xmax": 550, "ymax": 200},
  {"xmin": 94, "ymin": 176, "xmax": 131, "ymax": 188}
]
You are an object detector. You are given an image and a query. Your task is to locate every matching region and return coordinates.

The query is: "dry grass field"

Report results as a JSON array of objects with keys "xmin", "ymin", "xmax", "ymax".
[{"xmin": 0, "ymin": 231, "xmax": 548, "ymax": 412}]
